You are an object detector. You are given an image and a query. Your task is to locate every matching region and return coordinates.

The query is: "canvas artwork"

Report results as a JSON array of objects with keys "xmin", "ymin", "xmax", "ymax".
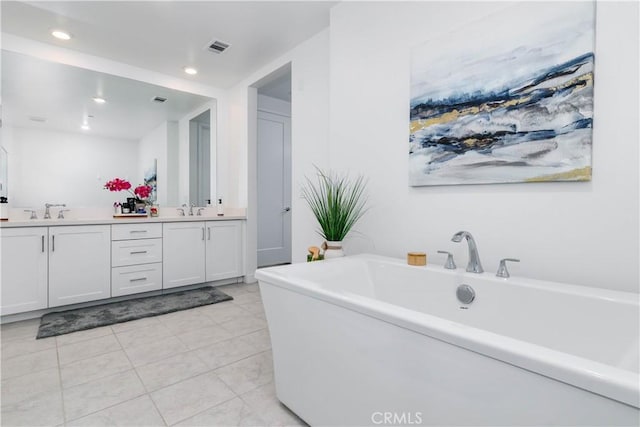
[
  {"xmin": 144, "ymin": 159, "xmax": 157, "ymax": 203},
  {"xmin": 409, "ymin": 2, "xmax": 595, "ymax": 186}
]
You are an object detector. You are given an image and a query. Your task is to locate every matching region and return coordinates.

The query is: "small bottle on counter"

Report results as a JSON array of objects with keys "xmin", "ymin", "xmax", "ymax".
[
  {"xmin": 216, "ymin": 198, "xmax": 224, "ymax": 216},
  {"xmin": 0, "ymin": 196, "xmax": 9, "ymax": 221}
]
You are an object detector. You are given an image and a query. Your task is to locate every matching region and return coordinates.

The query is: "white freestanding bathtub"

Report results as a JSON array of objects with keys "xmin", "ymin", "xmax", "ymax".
[{"xmin": 255, "ymin": 254, "xmax": 640, "ymax": 426}]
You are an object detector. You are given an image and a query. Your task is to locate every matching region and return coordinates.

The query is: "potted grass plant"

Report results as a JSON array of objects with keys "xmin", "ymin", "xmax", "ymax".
[{"xmin": 301, "ymin": 168, "xmax": 368, "ymax": 258}]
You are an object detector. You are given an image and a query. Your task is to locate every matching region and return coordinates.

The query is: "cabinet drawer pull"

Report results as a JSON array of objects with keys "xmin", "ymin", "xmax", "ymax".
[
  {"xmin": 52, "ymin": 235, "xmax": 55, "ymax": 252},
  {"xmin": 42, "ymin": 235, "xmax": 45, "ymax": 252},
  {"xmin": 207, "ymin": 227, "xmax": 211, "ymax": 240},
  {"xmin": 130, "ymin": 230, "xmax": 147, "ymax": 233},
  {"xmin": 202, "ymin": 228, "xmax": 205, "ymax": 241},
  {"xmin": 129, "ymin": 277, "xmax": 147, "ymax": 282},
  {"xmin": 130, "ymin": 250, "xmax": 148, "ymax": 255}
]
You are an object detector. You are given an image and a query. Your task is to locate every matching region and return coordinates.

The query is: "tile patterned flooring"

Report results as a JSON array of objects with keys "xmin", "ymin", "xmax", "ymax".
[{"xmin": 1, "ymin": 283, "xmax": 307, "ymax": 426}]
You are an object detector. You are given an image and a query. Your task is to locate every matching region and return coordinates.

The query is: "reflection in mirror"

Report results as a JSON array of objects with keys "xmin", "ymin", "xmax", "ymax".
[
  {"xmin": 0, "ymin": 50, "xmax": 215, "ymax": 209},
  {"xmin": 189, "ymin": 110, "xmax": 211, "ymax": 207},
  {"xmin": 0, "ymin": 146, "xmax": 8, "ymax": 199}
]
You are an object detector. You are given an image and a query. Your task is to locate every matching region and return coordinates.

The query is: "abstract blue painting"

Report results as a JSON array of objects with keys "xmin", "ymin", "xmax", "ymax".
[
  {"xmin": 409, "ymin": 2, "xmax": 595, "ymax": 186},
  {"xmin": 144, "ymin": 159, "xmax": 157, "ymax": 203}
]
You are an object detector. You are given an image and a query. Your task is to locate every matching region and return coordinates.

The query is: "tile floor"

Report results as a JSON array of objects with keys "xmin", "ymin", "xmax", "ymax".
[{"xmin": 1, "ymin": 283, "xmax": 307, "ymax": 427}]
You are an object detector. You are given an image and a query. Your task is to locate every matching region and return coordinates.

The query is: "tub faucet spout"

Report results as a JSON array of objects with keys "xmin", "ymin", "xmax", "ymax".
[{"xmin": 451, "ymin": 231, "xmax": 484, "ymax": 273}]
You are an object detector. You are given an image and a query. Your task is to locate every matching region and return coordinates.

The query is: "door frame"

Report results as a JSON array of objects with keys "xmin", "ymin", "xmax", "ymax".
[{"xmin": 247, "ymin": 63, "xmax": 292, "ymax": 281}]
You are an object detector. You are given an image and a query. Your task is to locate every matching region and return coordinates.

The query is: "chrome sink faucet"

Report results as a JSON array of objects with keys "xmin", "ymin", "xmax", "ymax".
[
  {"xmin": 451, "ymin": 231, "xmax": 484, "ymax": 273},
  {"xmin": 182, "ymin": 203, "xmax": 195, "ymax": 216},
  {"xmin": 44, "ymin": 203, "xmax": 66, "ymax": 219}
]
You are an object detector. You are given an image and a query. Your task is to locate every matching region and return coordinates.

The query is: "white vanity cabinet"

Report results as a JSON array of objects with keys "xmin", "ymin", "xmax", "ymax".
[
  {"xmin": 111, "ymin": 223, "xmax": 163, "ymax": 297},
  {"xmin": 163, "ymin": 220, "xmax": 244, "ymax": 289},
  {"xmin": 48, "ymin": 225, "xmax": 111, "ymax": 307},
  {"xmin": 162, "ymin": 222, "xmax": 206, "ymax": 289},
  {"xmin": 0, "ymin": 227, "xmax": 49, "ymax": 315},
  {"xmin": 205, "ymin": 220, "xmax": 243, "ymax": 281},
  {"xmin": 0, "ymin": 217, "xmax": 245, "ymax": 317}
]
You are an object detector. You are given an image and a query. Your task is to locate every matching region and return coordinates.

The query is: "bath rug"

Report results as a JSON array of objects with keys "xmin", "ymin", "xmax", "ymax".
[{"xmin": 36, "ymin": 286, "xmax": 233, "ymax": 339}]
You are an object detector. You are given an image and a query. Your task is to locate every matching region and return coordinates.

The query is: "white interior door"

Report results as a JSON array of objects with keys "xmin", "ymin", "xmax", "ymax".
[{"xmin": 257, "ymin": 110, "xmax": 291, "ymax": 267}]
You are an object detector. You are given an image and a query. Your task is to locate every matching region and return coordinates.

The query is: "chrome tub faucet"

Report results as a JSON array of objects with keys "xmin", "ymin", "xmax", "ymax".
[{"xmin": 451, "ymin": 231, "xmax": 484, "ymax": 273}]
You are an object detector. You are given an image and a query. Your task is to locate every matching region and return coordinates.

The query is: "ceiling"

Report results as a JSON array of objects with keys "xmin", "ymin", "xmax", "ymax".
[
  {"xmin": 1, "ymin": 1, "xmax": 336, "ymax": 89},
  {"xmin": 2, "ymin": 51, "xmax": 212, "ymax": 140}
]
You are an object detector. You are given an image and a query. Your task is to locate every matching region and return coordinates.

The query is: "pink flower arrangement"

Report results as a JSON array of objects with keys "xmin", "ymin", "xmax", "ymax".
[
  {"xmin": 104, "ymin": 178, "xmax": 152, "ymax": 203},
  {"xmin": 104, "ymin": 178, "xmax": 131, "ymax": 192}
]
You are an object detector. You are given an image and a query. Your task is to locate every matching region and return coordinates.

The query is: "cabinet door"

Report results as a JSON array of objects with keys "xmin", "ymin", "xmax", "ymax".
[
  {"xmin": 163, "ymin": 222, "xmax": 206, "ymax": 289},
  {"xmin": 49, "ymin": 225, "xmax": 111, "ymax": 307},
  {"xmin": 205, "ymin": 221, "xmax": 243, "ymax": 282},
  {"xmin": 0, "ymin": 227, "xmax": 48, "ymax": 315}
]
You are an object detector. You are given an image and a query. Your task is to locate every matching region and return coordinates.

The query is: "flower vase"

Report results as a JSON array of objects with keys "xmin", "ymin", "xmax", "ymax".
[{"xmin": 323, "ymin": 241, "xmax": 345, "ymax": 259}]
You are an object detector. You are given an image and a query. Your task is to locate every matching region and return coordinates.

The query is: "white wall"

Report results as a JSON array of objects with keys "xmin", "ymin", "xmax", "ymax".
[
  {"xmin": 327, "ymin": 1, "xmax": 639, "ymax": 292},
  {"xmin": 258, "ymin": 94, "xmax": 291, "ymax": 116},
  {"xmin": 226, "ymin": 28, "xmax": 330, "ymax": 280},
  {"xmin": 8, "ymin": 127, "xmax": 139, "ymax": 208}
]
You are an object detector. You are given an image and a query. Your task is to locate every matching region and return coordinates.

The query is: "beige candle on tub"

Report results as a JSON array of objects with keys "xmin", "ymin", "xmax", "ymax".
[{"xmin": 407, "ymin": 252, "xmax": 427, "ymax": 266}]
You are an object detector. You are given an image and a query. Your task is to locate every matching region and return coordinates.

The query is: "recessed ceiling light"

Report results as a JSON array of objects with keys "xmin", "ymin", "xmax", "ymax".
[
  {"xmin": 81, "ymin": 124, "xmax": 90, "ymax": 131},
  {"xmin": 93, "ymin": 97, "xmax": 106, "ymax": 104},
  {"xmin": 183, "ymin": 67, "xmax": 198, "ymax": 75},
  {"xmin": 51, "ymin": 30, "xmax": 72, "ymax": 40}
]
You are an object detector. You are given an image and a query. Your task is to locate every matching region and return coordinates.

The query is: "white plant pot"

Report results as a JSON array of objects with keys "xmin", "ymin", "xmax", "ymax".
[{"xmin": 323, "ymin": 241, "xmax": 345, "ymax": 259}]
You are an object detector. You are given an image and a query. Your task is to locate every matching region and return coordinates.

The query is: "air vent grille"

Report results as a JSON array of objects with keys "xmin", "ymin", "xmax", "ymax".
[
  {"xmin": 152, "ymin": 96, "xmax": 167, "ymax": 103},
  {"xmin": 207, "ymin": 40, "xmax": 230, "ymax": 54}
]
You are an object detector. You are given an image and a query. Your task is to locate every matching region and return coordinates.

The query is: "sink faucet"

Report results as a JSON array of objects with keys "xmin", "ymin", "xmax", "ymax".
[
  {"xmin": 44, "ymin": 203, "xmax": 66, "ymax": 219},
  {"xmin": 451, "ymin": 231, "xmax": 484, "ymax": 273},
  {"xmin": 182, "ymin": 203, "xmax": 195, "ymax": 216}
]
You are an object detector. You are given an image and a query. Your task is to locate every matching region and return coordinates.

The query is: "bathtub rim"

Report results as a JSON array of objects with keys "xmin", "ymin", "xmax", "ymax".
[{"xmin": 255, "ymin": 254, "xmax": 640, "ymax": 409}]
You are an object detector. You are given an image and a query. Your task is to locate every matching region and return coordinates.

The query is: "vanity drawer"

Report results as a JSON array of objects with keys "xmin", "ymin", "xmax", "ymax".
[
  {"xmin": 112, "ymin": 238, "xmax": 162, "ymax": 267},
  {"xmin": 112, "ymin": 263, "xmax": 162, "ymax": 297},
  {"xmin": 112, "ymin": 223, "xmax": 162, "ymax": 240}
]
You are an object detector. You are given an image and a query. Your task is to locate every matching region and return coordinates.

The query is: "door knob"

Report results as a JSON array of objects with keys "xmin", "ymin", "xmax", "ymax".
[{"xmin": 283, "ymin": 207, "xmax": 291, "ymax": 212}]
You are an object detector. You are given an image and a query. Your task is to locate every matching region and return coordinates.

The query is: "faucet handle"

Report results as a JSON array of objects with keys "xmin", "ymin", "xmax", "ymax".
[
  {"xmin": 196, "ymin": 208, "xmax": 205, "ymax": 216},
  {"xmin": 24, "ymin": 209, "xmax": 38, "ymax": 220},
  {"xmin": 176, "ymin": 208, "xmax": 185, "ymax": 216},
  {"xmin": 57, "ymin": 209, "xmax": 70, "ymax": 219},
  {"xmin": 437, "ymin": 250, "xmax": 456, "ymax": 270},
  {"xmin": 496, "ymin": 258, "xmax": 520, "ymax": 278}
]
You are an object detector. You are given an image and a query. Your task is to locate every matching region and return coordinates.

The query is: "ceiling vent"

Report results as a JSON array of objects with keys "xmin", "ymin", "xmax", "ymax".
[
  {"xmin": 152, "ymin": 96, "xmax": 167, "ymax": 103},
  {"xmin": 207, "ymin": 39, "xmax": 230, "ymax": 54}
]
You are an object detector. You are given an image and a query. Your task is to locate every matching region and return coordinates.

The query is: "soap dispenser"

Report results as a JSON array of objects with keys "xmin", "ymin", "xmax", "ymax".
[{"xmin": 216, "ymin": 198, "xmax": 224, "ymax": 216}]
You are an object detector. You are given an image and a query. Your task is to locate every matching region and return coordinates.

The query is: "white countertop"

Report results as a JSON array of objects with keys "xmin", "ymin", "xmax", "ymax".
[
  {"xmin": 0, "ymin": 207, "xmax": 246, "ymax": 228},
  {"xmin": 0, "ymin": 215, "xmax": 246, "ymax": 228}
]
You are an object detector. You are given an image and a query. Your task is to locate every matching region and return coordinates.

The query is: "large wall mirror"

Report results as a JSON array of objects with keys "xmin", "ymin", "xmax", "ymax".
[{"xmin": 0, "ymin": 50, "xmax": 215, "ymax": 209}]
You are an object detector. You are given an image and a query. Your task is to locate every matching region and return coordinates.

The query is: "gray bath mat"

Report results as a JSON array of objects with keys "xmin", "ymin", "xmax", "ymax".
[{"xmin": 36, "ymin": 286, "xmax": 233, "ymax": 339}]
